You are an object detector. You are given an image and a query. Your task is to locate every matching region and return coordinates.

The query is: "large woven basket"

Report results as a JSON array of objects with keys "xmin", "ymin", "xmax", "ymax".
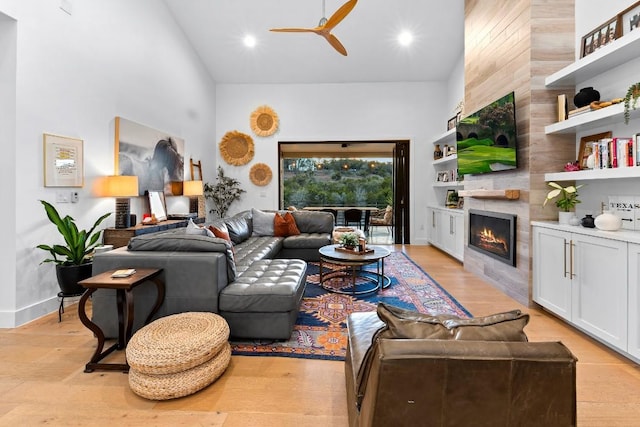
[{"xmin": 127, "ymin": 312, "xmax": 230, "ymax": 375}]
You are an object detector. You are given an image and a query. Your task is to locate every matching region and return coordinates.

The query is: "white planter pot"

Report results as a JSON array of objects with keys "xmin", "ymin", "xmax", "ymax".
[{"xmin": 558, "ymin": 211, "xmax": 573, "ymax": 225}]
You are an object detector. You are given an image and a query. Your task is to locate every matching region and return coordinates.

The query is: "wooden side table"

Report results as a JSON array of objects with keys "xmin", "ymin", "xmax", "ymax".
[{"xmin": 78, "ymin": 268, "xmax": 165, "ymax": 373}]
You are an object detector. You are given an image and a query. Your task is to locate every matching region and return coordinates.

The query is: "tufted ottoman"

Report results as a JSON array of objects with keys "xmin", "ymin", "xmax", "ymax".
[
  {"xmin": 219, "ymin": 258, "xmax": 307, "ymax": 340},
  {"xmin": 126, "ymin": 312, "xmax": 231, "ymax": 400}
]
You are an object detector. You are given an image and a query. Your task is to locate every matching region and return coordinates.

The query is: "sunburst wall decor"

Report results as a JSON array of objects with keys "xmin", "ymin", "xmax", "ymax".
[
  {"xmin": 249, "ymin": 163, "xmax": 273, "ymax": 186},
  {"xmin": 250, "ymin": 105, "xmax": 279, "ymax": 137},
  {"xmin": 219, "ymin": 130, "xmax": 254, "ymax": 166}
]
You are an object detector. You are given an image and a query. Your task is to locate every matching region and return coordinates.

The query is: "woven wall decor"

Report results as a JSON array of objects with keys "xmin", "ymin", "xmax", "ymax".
[
  {"xmin": 250, "ymin": 105, "xmax": 279, "ymax": 137},
  {"xmin": 219, "ymin": 130, "xmax": 254, "ymax": 166},
  {"xmin": 249, "ymin": 163, "xmax": 273, "ymax": 186}
]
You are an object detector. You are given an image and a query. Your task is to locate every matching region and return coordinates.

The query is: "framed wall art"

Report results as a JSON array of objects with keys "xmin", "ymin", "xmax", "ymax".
[
  {"xmin": 581, "ymin": 17, "xmax": 619, "ymax": 58},
  {"xmin": 43, "ymin": 133, "xmax": 84, "ymax": 187},
  {"xmin": 115, "ymin": 116, "xmax": 185, "ymax": 196},
  {"xmin": 619, "ymin": 1, "xmax": 640, "ymax": 35}
]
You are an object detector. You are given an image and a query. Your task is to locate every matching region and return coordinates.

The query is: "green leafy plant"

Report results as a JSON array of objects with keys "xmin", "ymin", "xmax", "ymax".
[
  {"xmin": 543, "ymin": 182, "xmax": 583, "ymax": 212},
  {"xmin": 339, "ymin": 232, "xmax": 359, "ymax": 248},
  {"xmin": 203, "ymin": 166, "xmax": 246, "ymax": 218},
  {"xmin": 624, "ymin": 82, "xmax": 640, "ymax": 124},
  {"xmin": 37, "ymin": 200, "xmax": 111, "ymax": 265}
]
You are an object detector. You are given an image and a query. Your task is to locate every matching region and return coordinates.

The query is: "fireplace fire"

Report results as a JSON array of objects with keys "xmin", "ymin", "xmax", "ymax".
[{"xmin": 468, "ymin": 209, "xmax": 516, "ymax": 266}]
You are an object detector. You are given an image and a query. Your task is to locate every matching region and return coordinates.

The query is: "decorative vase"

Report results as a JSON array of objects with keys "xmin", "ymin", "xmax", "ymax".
[
  {"xmin": 558, "ymin": 211, "xmax": 573, "ymax": 225},
  {"xmin": 573, "ymin": 87, "xmax": 600, "ymax": 108},
  {"xmin": 594, "ymin": 211, "xmax": 622, "ymax": 231},
  {"xmin": 434, "ymin": 144, "xmax": 443, "ymax": 160},
  {"xmin": 581, "ymin": 214, "xmax": 596, "ymax": 228},
  {"xmin": 569, "ymin": 215, "xmax": 581, "ymax": 226}
]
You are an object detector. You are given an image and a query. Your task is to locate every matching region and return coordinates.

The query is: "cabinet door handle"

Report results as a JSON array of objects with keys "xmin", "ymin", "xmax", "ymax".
[
  {"xmin": 432, "ymin": 211, "xmax": 436, "ymax": 227},
  {"xmin": 449, "ymin": 216, "xmax": 453, "ymax": 234},
  {"xmin": 570, "ymin": 240, "xmax": 576, "ymax": 278},
  {"xmin": 563, "ymin": 239, "xmax": 569, "ymax": 278}
]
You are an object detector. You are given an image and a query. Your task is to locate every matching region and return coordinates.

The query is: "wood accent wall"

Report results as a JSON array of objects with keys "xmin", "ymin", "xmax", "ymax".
[{"xmin": 463, "ymin": 0, "xmax": 575, "ymax": 305}]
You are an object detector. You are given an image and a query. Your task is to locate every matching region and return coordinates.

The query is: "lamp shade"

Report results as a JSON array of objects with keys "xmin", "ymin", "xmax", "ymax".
[
  {"xmin": 104, "ymin": 175, "xmax": 139, "ymax": 197},
  {"xmin": 183, "ymin": 180, "xmax": 203, "ymax": 196}
]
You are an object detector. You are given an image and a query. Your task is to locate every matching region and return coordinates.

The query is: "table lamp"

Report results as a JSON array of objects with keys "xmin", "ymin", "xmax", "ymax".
[
  {"xmin": 183, "ymin": 180, "xmax": 203, "ymax": 214},
  {"xmin": 104, "ymin": 175, "xmax": 139, "ymax": 228}
]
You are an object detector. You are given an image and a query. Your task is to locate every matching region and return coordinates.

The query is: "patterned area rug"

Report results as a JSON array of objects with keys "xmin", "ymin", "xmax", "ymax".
[{"xmin": 230, "ymin": 250, "xmax": 471, "ymax": 361}]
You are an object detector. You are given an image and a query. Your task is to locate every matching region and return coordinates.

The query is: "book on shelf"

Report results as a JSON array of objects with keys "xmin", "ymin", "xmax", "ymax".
[
  {"xmin": 589, "ymin": 137, "xmax": 637, "ymax": 170},
  {"xmin": 111, "ymin": 269, "xmax": 136, "ymax": 278},
  {"xmin": 557, "ymin": 94, "xmax": 568, "ymax": 121},
  {"xmin": 567, "ymin": 105, "xmax": 592, "ymax": 118}
]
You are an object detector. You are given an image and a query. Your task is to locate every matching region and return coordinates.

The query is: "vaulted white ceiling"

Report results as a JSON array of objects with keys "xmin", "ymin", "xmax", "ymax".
[{"xmin": 164, "ymin": 0, "xmax": 464, "ymax": 84}]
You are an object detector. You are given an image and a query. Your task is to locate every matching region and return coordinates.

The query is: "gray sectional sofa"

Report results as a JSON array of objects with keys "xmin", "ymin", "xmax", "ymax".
[{"xmin": 91, "ymin": 209, "xmax": 334, "ymax": 340}]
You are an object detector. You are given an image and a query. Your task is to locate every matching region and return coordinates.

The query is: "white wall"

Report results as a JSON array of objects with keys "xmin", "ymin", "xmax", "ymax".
[
  {"xmin": 0, "ymin": 0, "xmax": 216, "ymax": 327},
  {"xmin": 215, "ymin": 82, "xmax": 446, "ymax": 244}
]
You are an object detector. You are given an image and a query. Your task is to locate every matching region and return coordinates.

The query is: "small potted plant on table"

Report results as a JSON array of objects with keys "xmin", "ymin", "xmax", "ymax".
[{"xmin": 339, "ymin": 232, "xmax": 359, "ymax": 250}]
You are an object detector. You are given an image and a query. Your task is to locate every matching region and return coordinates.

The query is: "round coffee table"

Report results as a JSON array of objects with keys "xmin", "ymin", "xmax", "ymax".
[{"xmin": 318, "ymin": 244, "xmax": 391, "ymax": 295}]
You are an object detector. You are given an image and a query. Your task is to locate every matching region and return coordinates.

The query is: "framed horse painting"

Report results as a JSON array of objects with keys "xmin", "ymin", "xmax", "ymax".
[{"xmin": 114, "ymin": 117, "xmax": 185, "ymax": 195}]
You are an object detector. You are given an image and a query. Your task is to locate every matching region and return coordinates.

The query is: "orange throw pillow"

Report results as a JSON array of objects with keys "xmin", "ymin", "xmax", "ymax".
[
  {"xmin": 274, "ymin": 212, "xmax": 301, "ymax": 237},
  {"xmin": 208, "ymin": 226, "xmax": 235, "ymax": 254}
]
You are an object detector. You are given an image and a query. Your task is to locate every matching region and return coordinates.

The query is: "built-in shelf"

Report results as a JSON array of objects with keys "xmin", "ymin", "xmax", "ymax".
[
  {"xmin": 458, "ymin": 189, "xmax": 520, "ymax": 200},
  {"xmin": 433, "ymin": 181, "xmax": 464, "ymax": 187},
  {"xmin": 545, "ymin": 28, "xmax": 640, "ymax": 88},
  {"xmin": 545, "ymin": 167, "xmax": 640, "ymax": 182},
  {"xmin": 433, "ymin": 154, "xmax": 457, "ymax": 165},
  {"xmin": 544, "ymin": 103, "xmax": 640, "ymax": 134},
  {"xmin": 431, "ymin": 128, "xmax": 456, "ymax": 146}
]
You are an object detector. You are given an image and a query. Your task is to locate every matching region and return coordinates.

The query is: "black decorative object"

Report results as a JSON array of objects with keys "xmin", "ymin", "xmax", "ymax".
[
  {"xmin": 573, "ymin": 87, "xmax": 600, "ymax": 108},
  {"xmin": 581, "ymin": 214, "xmax": 596, "ymax": 228}
]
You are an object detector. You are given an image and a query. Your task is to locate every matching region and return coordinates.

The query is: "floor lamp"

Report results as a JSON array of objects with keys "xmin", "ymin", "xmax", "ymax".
[
  {"xmin": 104, "ymin": 175, "xmax": 139, "ymax": 228},
  {"xmin": 183, "ymin": 180, "xmax": 203, "ymax": 215}
]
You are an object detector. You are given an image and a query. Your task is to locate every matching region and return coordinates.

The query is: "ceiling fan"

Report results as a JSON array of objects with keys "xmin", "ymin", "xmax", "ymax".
[{"xmin": 269, "ymin": 0, "xmax": 358, "ymax": 56}]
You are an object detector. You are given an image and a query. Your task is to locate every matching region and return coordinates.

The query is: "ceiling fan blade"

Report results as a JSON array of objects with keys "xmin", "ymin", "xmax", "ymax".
[
  {"xmin": 270, "ymin": 27, "xmax": 317, "ymax": 33},
  {"xmin": 325, "ymin": 33, "xmax": 348, "ymax": 56},
  {"xmin": 324, "ymin": 0, "xmax": 358, "ymax": 30}
]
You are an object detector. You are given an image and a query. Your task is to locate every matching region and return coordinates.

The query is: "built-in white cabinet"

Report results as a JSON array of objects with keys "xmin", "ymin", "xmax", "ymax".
[
  {"xmin": 628, "ymin": 243, "xmax": 640, "ymax": 360},
  {"xmin": 428, "ymin": 206, "xmax": 464, "ymax": 262},
  {"xmin": 533, "ymin": 223, "xmax": 630, "ymax": 355}
]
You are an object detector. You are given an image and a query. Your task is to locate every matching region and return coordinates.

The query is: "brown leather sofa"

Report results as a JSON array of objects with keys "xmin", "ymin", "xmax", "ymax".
[{"xmin": 345, "ymin": 305, "xmax": 577, "ymax": 427}]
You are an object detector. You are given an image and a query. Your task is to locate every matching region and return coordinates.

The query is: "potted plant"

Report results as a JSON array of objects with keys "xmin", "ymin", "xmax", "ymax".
[
  {"xmin": 339, "ymin": 232, "xmax": 359, "ymax": 249},
  {"xmin": 543, "ymin": 182, "xmax": 583, "ymax": 224},
  {"xmin": 37, "ymin": 200, "xmax": 111, "ymax": 294},
  {"xmin": 624, "ymin": 82, "xmax": 640, "ymax": 124},
  {"xmin": 203, "ymin": 166, "xmax": 246, "ymax": 219}
]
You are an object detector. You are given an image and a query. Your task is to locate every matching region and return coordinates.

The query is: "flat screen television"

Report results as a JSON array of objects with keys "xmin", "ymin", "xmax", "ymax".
[{"xmin": 456, "ymin": 92, "xmax": 518, "ymax": 176}]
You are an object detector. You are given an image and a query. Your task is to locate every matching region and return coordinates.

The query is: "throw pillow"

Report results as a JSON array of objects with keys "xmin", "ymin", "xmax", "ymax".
[
  {"xmin": 376, "ymin": 302, "xmax": 458, "ymax": 340},
  {"xmin": 185, "ymin": 218, "xmax": 215, "ymax": 238},
  {"xmin": 252, "ymin": 208, "xmax": 276, "ymax": 236},
  {"xmin": 209, "ymin": 226, "xmax": 235, "ymax": 255},
  {"xmin": 376, "ymin": 302, "xmax": 529, "ymax": 342},
  {"xmin": 274, "ymin": 212, "xmax": 301, "ymax": 237},
  {"xmin": 443, "ymin": 312, "xmax": 529, "ymax": 342}
]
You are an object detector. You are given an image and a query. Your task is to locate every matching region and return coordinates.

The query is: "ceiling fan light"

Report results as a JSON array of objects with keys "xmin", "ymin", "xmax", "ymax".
[{"xmin": 398, "ymin": 31, "xmax": 413, "ymax": 46}]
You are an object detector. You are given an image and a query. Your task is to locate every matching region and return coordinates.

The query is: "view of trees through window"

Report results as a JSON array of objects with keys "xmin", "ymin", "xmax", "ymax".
[{"xmin": 283, "ymin": 158, "xmax": 393, "ymax": 208}]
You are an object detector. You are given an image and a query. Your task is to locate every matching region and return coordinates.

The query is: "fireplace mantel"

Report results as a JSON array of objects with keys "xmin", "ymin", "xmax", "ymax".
[{"xmin": 458, "ymin": 189, "xmax": 520, "ymax": 200}]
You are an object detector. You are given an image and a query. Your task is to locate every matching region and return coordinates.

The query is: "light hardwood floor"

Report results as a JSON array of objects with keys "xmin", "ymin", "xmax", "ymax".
[{"xmin": 1, "ymin": 245, "xmax": 639, "ymax": 426}]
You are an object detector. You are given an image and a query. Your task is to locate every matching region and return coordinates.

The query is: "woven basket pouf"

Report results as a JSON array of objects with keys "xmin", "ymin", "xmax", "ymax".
[
  {"xmin": 128, "ymin": 342, "xmax": 231, "ymax": 400},
  {"xmin": 126, "ymin": 312, "xmax": 231, "ymax": 400}
]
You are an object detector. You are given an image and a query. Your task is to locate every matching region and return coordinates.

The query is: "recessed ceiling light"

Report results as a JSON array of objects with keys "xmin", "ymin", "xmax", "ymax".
[
  {"xmin": 398, "ymin": 31, "xmax": 413, "ymax": 47},
  {"xmin": 243, "ymin": 35, "xmax": 256, "ymax": 48}
]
